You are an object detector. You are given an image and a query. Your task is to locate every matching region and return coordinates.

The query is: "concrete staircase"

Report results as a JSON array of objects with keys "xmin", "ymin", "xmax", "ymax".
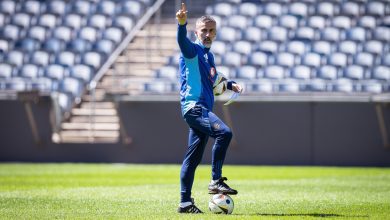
[{"xmin": 55, "ymin": 0, "xmax": 214, "ymax": 143}]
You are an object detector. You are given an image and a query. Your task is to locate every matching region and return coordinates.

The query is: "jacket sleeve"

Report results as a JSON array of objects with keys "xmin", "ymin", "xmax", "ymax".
[{"xmin": 177, "ymin": 23, "xmax": 197, "ymax": 59}]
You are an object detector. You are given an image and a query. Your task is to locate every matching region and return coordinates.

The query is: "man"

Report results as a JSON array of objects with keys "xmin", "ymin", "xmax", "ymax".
[{"xmin": 176, "ymin": 2, "xmax": 242, "ymax": 214}]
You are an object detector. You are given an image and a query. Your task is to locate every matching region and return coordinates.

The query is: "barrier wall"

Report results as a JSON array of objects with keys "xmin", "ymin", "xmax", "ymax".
[{"xmin": 1, "ymin": 98, "xmax": 390, "ymax": 166}]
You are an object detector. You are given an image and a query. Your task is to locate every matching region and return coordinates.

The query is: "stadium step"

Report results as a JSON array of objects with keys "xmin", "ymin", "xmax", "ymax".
[
  {"xmin": 61, "ymin": 122, "xmax": 120, "ymax": 131},
  {"xmin": 71, "ymin": 108, "xmax": 117, "ymax": 116},
  {"xmin": 70, "ymin": 116, "xmax": 119, "ymax": 123}
]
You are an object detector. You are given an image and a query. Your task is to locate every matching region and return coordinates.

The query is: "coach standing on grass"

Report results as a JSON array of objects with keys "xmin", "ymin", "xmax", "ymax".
[{"xmin": 175, "ymin": 2, "xmax": 242, "ymax": 214}]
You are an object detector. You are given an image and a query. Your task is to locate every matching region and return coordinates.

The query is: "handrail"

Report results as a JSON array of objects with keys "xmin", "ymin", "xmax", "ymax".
[{"xmin": 88, "ymin": 0, "xmax": 167, "ymax": 91}]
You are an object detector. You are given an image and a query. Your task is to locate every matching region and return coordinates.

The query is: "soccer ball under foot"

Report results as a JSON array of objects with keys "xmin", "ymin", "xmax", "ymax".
[{"xmin": 208, "ymin": 194, "xmax": 234, "ymax": 214}]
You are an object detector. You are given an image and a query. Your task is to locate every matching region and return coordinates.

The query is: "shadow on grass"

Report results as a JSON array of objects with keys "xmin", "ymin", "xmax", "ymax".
[{"xmin": 253, "ymin": 213, "xmax": 369, "ymax": 218}]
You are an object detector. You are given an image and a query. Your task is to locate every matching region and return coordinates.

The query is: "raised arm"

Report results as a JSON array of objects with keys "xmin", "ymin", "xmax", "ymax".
[{"xmin": 176, "ymin": 2, "xmax": 196, "ymax": 58}]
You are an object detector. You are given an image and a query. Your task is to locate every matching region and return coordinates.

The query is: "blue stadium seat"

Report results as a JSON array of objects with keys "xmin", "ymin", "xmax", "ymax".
[
  {"xmin": 327, "ymin": 52, "xmax": 348, "ymax": 68},
  {"xmin": 47, "ymin": 0, "xmax": 68, "ymax": 16},
  {"xmin": 363, "ymin": 40, "xmax": 383, "ymax": 55},
  {"xmin": 11, "ymin": 12, "xmax": 31, "ymax": 29},
  {"xmin": 238, "ymin": 3, "xmax": 257, "ymax": 18},
  {"xmin": 382, "ymin": 54, "xmax": 390, "ymax": 66},
  {"xmin": 0, "ymin": 0, "xmax": 16, "ymax": 15},
  {"xmin": 77, "ymin": 26, "xmax": 98, "ymax": 43},
  {"xmin": 5, "ymin": 50, "xmax": 25, "ymax": 66},
  {"xmin": 0, "ymin": 39, "xmax": 9, "ymax": 54},
  {"xmin": 21, "ymin": 0, "xmax": 42, "ymax": 16},
  {"xmin": 353, "ymin": 52, "xmax": 374, "ymax": 67},
  {"xmin": 42, "ymin": 38, "xmax": 65, "ymax": 54},
  {"xmin": 332, "ymin": 78, "xmax": 354, "ymax": 92},
  {"xmin": 81, "ymin": 51, "xmax": 104, "ymax": 70},
  {"xmin": 253, "ymin": 15, "xmax": 273, "ymax": 29},
  {"xmin": 0, "ymin": 63, "xmax": 15, "ymax": 78},
  {"xmin": 312, "ymin": 41, "xmax": 333, "ymax": 56},
  {"xmin": 212, "ymin": 2, "xmax": 234, "ymax": 17},
  {"xmin": 216, "ymin": 66, "xmax": 232, "ymax": 79},
  {"xmin": 59, "ymin": 77, "xmax": 84, "ymax": 102},
  {"xmin": 263, "ymin": 2, "xmax": 283, "ymax": 17},
  {"xmin": 0, "ymin": 13, "xmax": 6, "ymax": 27},
  {"xmin": 87, "ymin": 14, "xmax": 109, "ymax": 30},
  {"xmin": 54, "ymin": 51, "xmax": 77, "ymax": 67},
  {"xmin": 306, "ymin": 16, "xmax": 326, "ymax": 30},
  {"xmin": 15, "ymin": 38, "xmax": 41, "ymax": 52},
  {"xmin": 67, "ymin": 38, "xmax": 92, "ymax": 54},
  {"xmin": 52, "ymin": 26, "xmax": 74, "ymax": 42},
  {"xmin": 227, "ymin": 15, "xmax": 248, "ymax": 30},
  {"xmin": 27, "ymin": 26, "xmax": 48, "ymax": 42},
  {"xmin": 315, "ymin": 1, "xmax": 337, "ymax": 17},
  {"xmin": 44, "ymin": 64, "xmax": 67, "ymax": 80},
  {"xmin": 278, "ymin": 79, "xmax": 300, "ymax": 92},
  {"xmin": 372, "ymin": 66, "xmax": 390, "ymax": 81},
  {"xmin": 343, "ymin": 65, "xmax": 365, "ymax": 80},
  {"xmin": 288, "ymin": 2, "xmax": 308, "ymax": 18},
  {"xmin": 307, "ymin": 78, "xmax": 328, "ymax": 91},
  {"xmin": 217, "ymin": 26, "xmax": 239, "ymax": 42},
  {"xmin": 97, "ymin": 0, "xmax": 116, "ymax": 16},
  {"xmin": 93, "ymin": 39, "xmax": 115, "ymax": 56},
  {"xmin": 361, "ymin": 80, "xmax": 383, "ymax": 93},
  {"xmin": 18, "ymin": 63, "xmax": 41, "ymax": 79},
  {"xmin": 331, "ymin": 16, "xmax": 352, "ymax": 30},
  {"xmin": 69, "ymin": 64, "xmax": 93, "ymax": 83},
  {"xmin": 346, "ymin": 27, "xmax": 367, "ymax": 42},
  {"xmin": 357, "ymin": 16, "xmax": 377, "ymax": 29},
  {"xmin": 337, "ymin": 40, "xmax": 358, "ymax": 55},
  {"xmin": 3, "ymin": 78, "xmax": 28, "ymax": 91},
  {"xmin": 38, "ymin": 13, "xmax": 58, "ymax": 29},
  {"xmin": 320, "ymin": 27, "xmax": 341, "ymax": 42},
  {"xmin": 118, "ymin": 0, "xmax": 144, "ymax": 18},
  {"xmin": 102, "ymin": 27, "xmax": 123, "ymax": 45},
  {"xmin": 210, "ymin": 41, "xmax": 227, "ymax": 56},
  {"xmin": 373, "ymin": 26, "xmax": 390, "ymax": 42},
  {"xmin": 267, "ymin": 26, "xmax": 288, "ymax": 42},
  {"xmin": 233, "ymin": 41, "xmax": 252, "ymax": 55},
  {"xmin": 1, "ymin": 24, "xmax": 21, "ymax": 41},
  {"xmin": 365, "ymin": 1, "xmax": 386, "ymax": 17},
  {"xmin": 293, "ymin": 27, "xmax": 316, "ymax": 41},
  {"xmin": 278, "ymin": 15, "xmax": 299, "ymax": 30},
  {"xmin": 248, "ymin": 51, "xmax": 268, "ymax": 67},
  {"xmin": 340, "ymin": 1, "xmax": 361, "ymax": 17},
  {"xmin": 235, "ymin": 66, "xmax": 256, "ymax": 79},
  {"xmin": 290, "ymin": 65, "xmax": 311, "ymax": 80},
  {"xmin": 285, "ymin": 40, "xmax": 307, "ymax": 55},
  {"xmin": 301, "ymin": 52, "xmax": 322, "ymax": 68},
  {"xmin": 263, "ymin": 65, "xmax": 285, "ymax": 79},
  {"xmin": 222, "ymin": 51, "xmax": 242, "ymax": 67},
  {"xmin": 29, "ymin": 50, "xmax": 51, "ymax": 66},
  {"xmin": 316, "ymin": 65, "xmax": 338, "ymax": 80},
  {"xmin": 257, "ymin": 40, "xmax": 279, "ymax": 54},
  {"xmin": 275, "ymin": 52, "xmax": 296, "ymax": 68},
  {"xmin": 243, "ymin": 26, "xmax": 262, "ymax": 42},
  {"xmin": 112, "ymin": 15, "xmax": 134, "ymax": 32},
  {"xmin": 62, "ymin": 13, "xmax": 84, "ymax": 30},
  {"xmin": 71, "ymin": 0, "xmax": 94, "ymax": 16},
  {"xmin": 252, "ymin": 79, "xmax": 273, "ymax": 93}
]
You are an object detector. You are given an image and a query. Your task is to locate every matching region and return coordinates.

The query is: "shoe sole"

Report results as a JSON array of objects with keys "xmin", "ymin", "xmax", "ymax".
[{"xmin": 208, "ymin": 189, "xmax": 238, "ymax": 195}]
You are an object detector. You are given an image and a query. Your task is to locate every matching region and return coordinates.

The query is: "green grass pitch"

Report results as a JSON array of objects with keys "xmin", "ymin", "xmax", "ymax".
[{"xmin": 0, "ymin": 163, "xmax": 389, "ymax": 219}]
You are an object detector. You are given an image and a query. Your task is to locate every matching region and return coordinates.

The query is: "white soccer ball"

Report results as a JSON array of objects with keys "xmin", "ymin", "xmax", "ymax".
[
  {"xmin": 208, "ymin": 194, "xmax": 234, "ymax": 214},
  {"xmin": 213, "ymin": 73, "xmax": 228, "ymax": 96}
]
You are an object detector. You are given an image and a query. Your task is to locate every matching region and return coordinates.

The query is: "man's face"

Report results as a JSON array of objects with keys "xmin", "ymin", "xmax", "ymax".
[{"xmin": 195, "ymin": 21, "xmax": 216, "ymax": 48}]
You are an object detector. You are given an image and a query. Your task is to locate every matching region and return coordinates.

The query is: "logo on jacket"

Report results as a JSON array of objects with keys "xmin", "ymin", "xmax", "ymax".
[
  {"xmin": 204, "ymin": 53, "xmax": 208, "ymax": 63},
  {"xmin": 210, "ymin": 67, "xmax": 216, "ymax": 78}
]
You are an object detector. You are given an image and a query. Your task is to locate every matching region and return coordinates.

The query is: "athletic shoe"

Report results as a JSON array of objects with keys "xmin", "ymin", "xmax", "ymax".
[
  {"xmin": 177, "ymin": 198, "xmax": 203, "ymax": 214},
  {"xmin": 208, "ymin": 177, "xmax": 238, "ymax": 195}
]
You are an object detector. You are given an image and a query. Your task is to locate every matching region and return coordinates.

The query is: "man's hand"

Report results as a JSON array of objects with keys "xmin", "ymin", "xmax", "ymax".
[
  {"xmin": 232, "ymin": 83, "xmax": 243, "ymax": 93},
  {"xmin": 176, "ymin": 2, "xmax": 187, "ymax": 25}
]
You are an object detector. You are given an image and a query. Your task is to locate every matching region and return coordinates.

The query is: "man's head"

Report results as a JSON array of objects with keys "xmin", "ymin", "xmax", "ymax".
[{"xmin": 195, "ymin": 15, "xmax": 217, "ymax": 48}]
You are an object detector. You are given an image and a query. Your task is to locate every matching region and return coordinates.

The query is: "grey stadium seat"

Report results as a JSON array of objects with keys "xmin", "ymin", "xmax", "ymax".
[
  {"xmin": 69, "ymin": 64, "xmax": 93, "ymax": 83},
  {"xmin": 44, "ymin": 64, "xmax": 67, "ymax": 80},
  {"xmin": 275, "ymin": 52, "xmax": 296, "ymax": 68},
  {"xmin": 373, "ymin": 26, "xmax": 390, "ymax": 42},
  {"xmin": 346, "ymin": 27, "xmax": 367, "ymax": 42},
  {"xmin": 285, "ymin": 41, "xmax": 307, "ymax": 55},
  {"xmin": 97, "ymin": 0, "xmax": 116, "ymax": 16},
  {"xmin": 222, "ymin": 51, "xmax": 242, "ymax": 67},
  {"xmin": 81, "ymin": 51, "xmax": 104, "ymax": 70},
  {"xmin": 331, "ymin": 16, "xmax": 352, "ymax": 30},
  {"xmin": 38, "ymin": 13, "xmax": 58, "ymax": 29},
  {"xmin": 52, "ymin": 26, "xmax": 74, "ymax": 42},
  {"xmin": 248, "ymin": 51, "xmax": 268, "ymax": 67},
  {"xmin": 217, "ymin": 27, "xmax": 239, "ymax": 42},
  {"xmin": 63, "ymin": 13, "xmax": 84, "ymax": 30},
  {"xmin": 315, "ymin": 2, "xmax": 337, "ymax": 17},
  {"xmin": 77, "ymin": 26, "xmax": 98, "ymax": 43},
  {"xmin": 0, "ymin": 0, "xmax": 16, "ymax": 14},
  {"xmin": 235, "ymin": 66, "xmax": 257, "ymax": 80},
  {"xmin": 365, "ymin": 1, "xmax": 386, "ymax": 17},
  {"xmin": 113, "ymin": 15, "xmax": 134, "ymax": 33},
  {"xmin": 2, "ymin": 24, "xmax": 21, "ymax": 41},
  {"xmin": 337, "ymin": 40, "xmax": 358, "ymax": 55},
  {"xmin": 320, "ymin": 27, "xmax": 341, "ymax": 42},
  {"xmin": 11, "ymin": 13, "xmax": 31, "ymax": 29},
  {"xmin": 22, "ymin": 0, "xmax": 42, "ymax": 16},
  {"xmin": 340, "ymin": 1, "xmax": 361, "ymax": 17},
  {"xmin": 302, "ymin": 52, "xmax": 322, "ymax": 68},
  {"xmin": 332, "ymin": 78, "xmax": 354, "ymax": 92},
  {"xmin": 227, "ymin": 15, "xmax": 248, "ymax": 30},
  {"xmin": 267, "ymin": 26, "xmax": 288, "ymax": 42},
  {"xmin": 372, "ymin": 66, "xmax": 390, "ymax": 81},
  {"xmin": 243, "ymin": 26, "xmax": 262, "ymax": 42},
  {"xmin": 27, "ymin": 26, "xmax": 48, "ymax": 42},
  {"xmin": 278, "ymin": 79, "xmax": 300, "ymax": 92},
  {"xmin": 263, "ymin": 65, "xmax": 285, "ymax": 79},
  {"xmin": 29, "ymin": 50, "xmax": 51, "ymax": 66},
  {"xmin": 293, "ymin": 27, "xmax": 316, "ymax": 41},
  {"xmin": 253, "ymin": 15, "xmax": 273, "ymax": 29},
  {"xmin": 238, "ymin": 3, "xmax": 257, "ymax": 18},
  {"xmin": 60, "ymin": 77, "xmax": 84, "ymax": 102},
  {"xmin": 93, "ymin": 39, "xmax": 115, "ymax": 56},
  {"xmin": 88, "ymin": 14, "xmax": 109, "ymax": 30},
  {"xmin": 72, "ymin": 0, "xmax": 94, "ymax": 16},
  {"xmin": 210, "ymin": 41, "xmax": 227, "ymax": 56},
  {"xmin": 54, "ymin": 51, "xmax": 77, "ymax": 67},
  {"xmin": 357, "ymin": 16, "xmax": 377, "ymax": 29},
  {"xmin": 212, "ymin": 3, "xmax": 234, "ymax": 17},
  {"xmin": 18, "ymin": 64, "xmax": 41, "ymax": 79},
  {"xmin": 102, "ymin": 27, "xmax": 123, "ymax": 44},
  {"xmin": 317, "ymin": 65, "xmax": 338, "ymax": 80},
  {"xmin": 252, "ymin": 79, "xmax": 273, "ymax": 93},
  {"xmin": 0, "ymin": 63, "xmax": 15, "ymax": 78},
  {"xmin": 232, "ymin": 41, "xmax": 252, "ymax": 55},
  {"xmin": 278, "ymin": 15, "xmax": 299, "ymax": 30},
  {"xmin": 343, "ymin": 65, "xmax": 365, "ymax": 80},
  {"xmin": 361, "ymin": 80, "xmax": 383, "ymax": 93},
  {"xmin": 257, "ymin": 40, "xmax": 279, "ymax": 54},
  {"xmin": 306, "ymin": 16, "xmax": 326, "ymax": 30},
  {"xmin": 363, "ymin": 40, "xmax": 383, "ymax": 55},
  {"xmin": 327, "ymin": 52, "xmax": 348, "ymax": 68},
  {"xmin": 353, "ymin": 52, "xmax": 374, "ymax": 67},
  {"xmin": 47, "ymin": 0, "xmax": 68, "ymax": 16},
  {"xmin": 119, "ymin": 0, "xmax": 145, "ymax": 18},
  {"xmin": 288, "ymin": 2, "xmax": 308, "ymax": 18},
  {"xmin": 290, "ymin": 65, "xmax": 311, "ymax": 80},
  {"xmin": 312, "ymin": 41, "xmax": 333, "ymax": 56},
  {"xmin": 5, "ymin": 50, "xmax": 25, "ymax": 66},
  {"xmin": 263, "ymin": 2, "xmax": 283, "ymax": 17}
]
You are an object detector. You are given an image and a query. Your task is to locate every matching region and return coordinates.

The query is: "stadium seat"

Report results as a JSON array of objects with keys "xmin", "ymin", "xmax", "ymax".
[
  {"xmin": 0, "ymin": 39, "xmax": 9, "ymax": 54},
  {"xmin": 253, "ymin": 15, "xmax": 273, "ymax": 29},
  {"xmin": 38, "ymin": 13, "xmax": 58, "ymax": 29},
  {"xmin": 373, "ymin": 26, "xmax": 390, "ymax": 42},
  {"xmin": 5, "ymin": 50, "xmax": 25, "ymax": 66},
  {"xmin": 0, "ymin": 0, "xmax": 16, "ymax": 15},
  {"xmin": 210, "ymin": 41, "xmax": 226, "ymax": 56},
  {"xmin": 315, "ymin": 2, "xmax": 337, "ymax": 17},
  {"xmin": 267, "ymin": 26, "xmax": 288, "ymax": 42},
  {"xmin": 47, "ymin": 0, "xmax": 68, "ymax": 16},
  {"xmin": 312, "ymin": 41, "xmax": 333, "ymax": 56},
  {"xmin": 290, "ymin": 65, "xmax": 311, "ymax": 80},
  {"xmin": 340, "ymin": 1, "xmax": 361, "ymax": 17},
  {"xmin": 102, "ymin": 27, "xmax": 123, "ymax": 45},
  {"xmin": 306, "ymin": 16, "xmax": 326, "ymax": 29},
  {"xmin": 346, "ymin": 27, "xmax": 367, "ymax": 42},
  {"xmin": 243, "ymin": 26, "xmax": 262, "ymax": 42},
  {"xmin": 88, "ymin": 14, "xmax": 109, "ymax": 30},
  {"xmin": 288, "ymin": 2, "xmax": 308, "ymax": 18},
  {"xmin": 112, "ymin": 15, "xmax": 134, "ymax": 32},
  {"xmin": 63, "ymin": 13, "xmax": 84, "ymax": 30},
  {"xmin": 97, "ymin": 0, "xmax": 116, "ymax": 16},
  {"xmin": 263, "ymin": 65, "xmax": 285, "ymax": 79},
  {"xmin": 0, "ymin": 13, "xmax": 6, "ymax": 27},
  {"xmin": 343, "ymin": 65, "xmax": 365, "ymax": 80},
  {"xmin": 59, "ymin": 77, "xmax": 84, "ymax": 101},
  {"xmin": 363, "ymin": 40, "xmax": 383, "ymax": 55},
  {"xmin": 81, "ymin": 51, "xmax": 104, "ymax": 70},
  {"xmin": 69, "ymin": 64, "xmax": 93, "ymax": 83},
  {"xmin": 3, "ymin": 78, "xmax": 28, "ymax": 91},
  {"xmin": 217, "ymin": 26, "xmax": 239, "ymax": 42},
  {"xmin": 357, "ymin": 16, "xmax": 376, "ymax": 29},
  {"xmin": 11, "ymin": 12, "xmax": 31, "ymax": 29},
  {"xmin": 52, "ymin": 26, "xmax": 74, "ymax": 42},
  {"xmin": 278, "ymin": 79, "xmax": 300, "ymax": 92},
  {"xmin": 227, "ymin": 15, "xmax": 248, "ymax": 30},
  {"xmin": 331, "ymin": 16, "xmax": 352, "ymax": 30},
  {"xmin": 278, "ymin": 15, "xmax": 299, "ymax": 30},
  {"xmin": 42, "ymin": 38, "xmax": 65, "ymax": 54},
  {"xmin": 144, "ymin": 81, "xmax": 172, "ymax": 94},
  {"xmin": 285, "ymin": 40, "xmax": 307, "ymax": 55},
  {"xmin": 233, "ymin": 41, "xmax": 252, "ymax": 55},
  {"xmin": 365, "ymin": 1, "xmax": 386, "ymax": 17},
  {"xmin": 337, "ymin": 40, "xmax": 358, "ymax": 55},
  {"xmin": 252, "ymin": 79, "xmax": 273, "ymax": 93},
  {"xmin": 54, "ymin": 51, "xmax": 77, "ymax": 67},
  {"xmin": 238, "ymin": 3, "xmax": 257, "ymax": 18},
  {"xmin": 93, "ymin": 39, "xmax": 115, "ymax": 56},
  {"xmin": 119, "ymin": 0, "xmax": 144, "ymax": 18},
  {"xmin": 221, "ymin": 52, "xmax": 242, "ymax": 67},
  {"xmin": 257, "ymin": 40, "xmax": 279, "ymax": 54},
  {"xmin": 31, "ymin": 77, "xmax": 56, "ymax": 92},
  {"xmin": 18, "ymin": 64, "xmax": 41, "ymax": 79},
  {"xmin": 353, "ymin": 52, "xmax": 374, "ymax": 67},
  {"xmin": 307, "ymin": 78, "xmax": 328, "ymax": 91},
  {"xmin": 27, "ymin": 26, "xmax": 48, "ymax": 42},
  {"xmin": 44, "ymin": 64, "xmax": 67, "ymax": 80},
  {"xmin": 77, "ymin": 26, "xmax": 98, "ymax": 43},
  {"xmin": 332, "ymin": 78, "xmax": 354, "ymax": 92},
  {"xmin": 15, "ymin": 38, "xmax": 41, "ymax": 52},
  {"xmin": 263, "ymin": 2, "xmax": 283, "ymax": 17},
  {"xmin": 235, "ymin": 66, "xmax": 257, "ymax": 79},
  {"xmin": 382, "ymin": 54, "xmax": 390, "ymax": 66},
  {"xmin": 67, "ymin": 38, "xmax": 92, "ymax": 54},
  {"xmin": 327, "ymin": 52, "xmax": 348, "ymax": 68},
  {"xmin": 21, "ymin": 0, "xmax": 42, "ymax": 16},
  {"xmin": 293, "ymin": 27, "xmax": 316, "ymax": 41},
  {"xmin": 29, "ymin": 50, "xmax": 51, "ymax": 66},
  {"xmin": 275, "ymin": 52, "xmax": 296, "ymax": 67},
  {"xmin": 361, "ymin": 80, "xmax": 383, "ymax": 93},
  {"xmin": 372, "ymin": 66, "xmax": 390, "ymax": 81},
  {"xmin": 316, "ymin": 65, "xmax": 338, "ymax": 80},
  {"xmin": 212, "ymin": 3, "xmax": 234, "ymax": 17},
  {"xmin": 2, "ymin": 24, "xmax": 21, "ymax": 41},
  {"xmin": 301, "ymin": 52, "xmax": 322, "ymax": 68},
  {"xmin": 57, "ymin": 92, "xmax": 73, "ymax": 116},
  {"xmin": 320, "ymin": 27, "xmax": 341, "ymax": 42},
  {"xmin": 216, "ymin": 65, "xmax": 232, "ymax": 79},
  {"xmin": 71, "ymin": 0, "xmax": 94, "ymax": 16},
  {"xmin": 248, "ymin": 51, "xmax": 268, "ymax": 67},
  {"xmin": 0, "ymin": 63, "xmax": 15, "ymax": 78}
]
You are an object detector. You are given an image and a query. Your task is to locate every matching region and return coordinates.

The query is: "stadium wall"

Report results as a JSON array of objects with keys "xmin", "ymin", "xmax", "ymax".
[{"xmin": 1, "ymin": 99, "xmax": 390, "ymax": 166}]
